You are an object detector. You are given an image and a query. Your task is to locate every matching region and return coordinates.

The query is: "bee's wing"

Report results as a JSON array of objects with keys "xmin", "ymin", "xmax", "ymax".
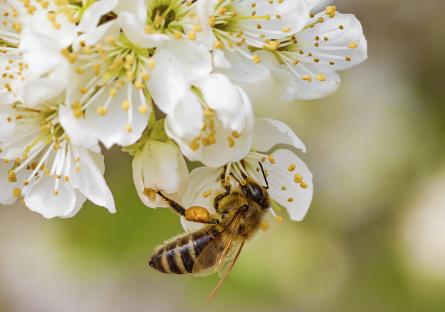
[
  {"xmin": 191, "ymin": 212, "xmax": 243, "ymax": 275},
  {"xmin": 206, "ymin": 240, "xmax": 246, "ymax": 303},
  {"xmin": 192, "ymin": 211, "xmax": 247, "ymax": 302}
]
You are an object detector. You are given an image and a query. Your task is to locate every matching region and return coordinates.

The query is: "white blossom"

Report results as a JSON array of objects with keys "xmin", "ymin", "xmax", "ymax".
[
  {"xmin": 180, "ymin": 117, "xmax": 313, "ymax": 232},
  {"xmin": 254, "ymin": 5, "xmax": 368, "ymax": 100},
  {"xmin": 0, "ymin": 0, "xmax": 77, "ymax": 106},
  {"xmin": 154, "ymin": 72, "xmax": 255, "ymax": 168},
  {"xmin": 0, "ymin": 98, "xmax": 115, "ymax": 218},
  {"xmin": 197, "ymin": 0, "xmax": 310, "ymax": 83},
  {"xmin": 59, "ymin": 1, "xmax": 212, "ymax": 149},
  {"xmin": 128, "ymin": 120, "xmax": 189, "ymax": 209}
]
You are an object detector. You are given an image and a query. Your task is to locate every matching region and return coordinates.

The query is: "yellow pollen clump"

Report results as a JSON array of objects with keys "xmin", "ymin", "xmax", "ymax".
[
  {"xmin": 143, "ymin": 188, "xmax": 157, "ymax": 202},
  {"xmin": 317, "ymin": 74, "xmax": 327, "ymax": 81},
  {"xmin": 13, "ymin": 188, "xmax": 21, "ymax": 198},
  {"xmin": 125, "ymin": 123, "xmax": 133, "ymax": 133},
  {"xmin": 252, "ymin": 54, "xmax": 261, "ymax": 64},
  {"xmin": 325, "ymin": 6, "xmax": 337, "ymax": 18},
  {"xmin": 138, "ymin": 105, "xmax": 148, "ymax": 114},
  {"xmin": 282, "ymin": 26, "xmax": 291, "ymax": 33},
  {"xmin": 71, "ymin": 102, "xmax": 83, "ymax": 118},
  {"xmin": 349, "ymin": 42, "xmax": 358, "ymax": 49},
  {"xmin": 228, "ymin": 136, "xmax": 235, "ymax": 148},
  {"xmin": 96, "ymin": 106, "xmax": 108, "ymax": 116},
  {"xmin": 121, "ymin": 100, "xmax": 130, "ymax": 111},
  {"xmin": 294, "ymin": 174, "xmax": 303, "ymax": 183},
  {"xmin": 264, "ymin": 40, "xmax": 280, "ymax": 51},
  {"xmin": 185, "ymin": 206, "xmax": 210, "ymax": 223},
  {"xmin": 202, "ymin": 190, "xmax": 212, "ymax": 198},
  {"xmin": 8, "ymin": 170, "xmax": 17, "ymax": 183}
]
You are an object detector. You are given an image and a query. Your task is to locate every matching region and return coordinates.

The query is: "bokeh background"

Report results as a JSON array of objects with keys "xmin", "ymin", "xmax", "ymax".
[{"xmin": 1, "ymin": 0, "xmax": 445, "ymax": 311}]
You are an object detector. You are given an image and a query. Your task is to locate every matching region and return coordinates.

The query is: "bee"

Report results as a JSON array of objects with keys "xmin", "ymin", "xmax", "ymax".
[{"xmin": 148, "ymin": 163, "xmax": 270, "ymax": 301}]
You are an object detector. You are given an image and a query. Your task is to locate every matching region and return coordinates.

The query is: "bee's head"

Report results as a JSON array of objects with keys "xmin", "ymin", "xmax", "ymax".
[{"xmin": 241, "ymin": 180, "xmax": 269, "ymax": 209}]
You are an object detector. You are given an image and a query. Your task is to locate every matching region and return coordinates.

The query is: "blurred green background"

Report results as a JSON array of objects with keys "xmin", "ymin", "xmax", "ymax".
[{"xmin": 1, "ymin": 0, "xmax": 445, "ymax": 311}]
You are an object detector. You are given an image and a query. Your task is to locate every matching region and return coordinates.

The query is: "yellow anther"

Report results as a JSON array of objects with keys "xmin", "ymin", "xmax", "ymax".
[
  {"xmin": 121, "ymin": 100, "xmax": 130, "ymax": 111},
  {"xmin": 260, "ymin": 220, "xmax": 270, "ymax": 232},
  {"xmin": 143, "ymin": 188, "xmax": 157, "ymax": 202},
  {"xmin": 348, "ymin": 42, "xmax": 358, "ymax": 49},
  {"xmin": 325, "ymin": 6, "xmax": 337, "ymax": 18},
  {"xmin": 316, "ymin": 74, "xmax": 326, "ymax": 81},
  {"xmin": 294, "ymin": 174, "xmax": 303, "ymax": 183},
  {"xmin": 8, "ymin": 170, "xmax": 17, "ymax": 183},
  {"xmin": 13, "ymin": 188, "xmax": 21, "ymax": 198},
  {"xmin": 96, "ymin": 106, "xmax": 108, "ymax": 116},
  {"xmin": 252, "ymin": 54, "xmax": 261, "ymax": 64},
  {"xmin": 138, "ymin": 105, "xmax": 148, "ymax": 114}
]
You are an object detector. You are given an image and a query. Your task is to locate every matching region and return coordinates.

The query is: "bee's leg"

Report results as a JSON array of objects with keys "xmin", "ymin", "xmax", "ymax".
[
  {"xmin": 214, "ymin": 172, "xmax": 232, "ymax": 213},
  {"xmin": 157, "ymin": 192, "xmax": 220, "ymax": 224}
]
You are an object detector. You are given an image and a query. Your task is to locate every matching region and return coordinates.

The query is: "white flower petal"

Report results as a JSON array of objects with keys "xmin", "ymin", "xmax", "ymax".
[
  {"xmin": 77, "ymin": 0, "xmax": 118, "ymax": 32},
  {"xmin": 115, "ymin": 0, "xmax": 147, "ymax": 21},
  {"xmin": 194, "ymin": 74, "xmax": 250, "ymax": 131},
  {"xmin": 118, "ymin": 11, "xmax": 170, "ymax": 48},
  {"xmin": 78, "ymin": 20, "xmax": 119, "ymax": 47},
  {"xmin": 59, "ymin": 105, "xmax": 100, "ymax": 151},
  {"xmin": 253, "ymin": 118, "xmax": 306, "ymax": 153},
  {"xmin": 83, "ymin": 83, "xmax": 151, "ymax": 148},
  {"xmin": 258, "ymin": 46, "xmax": 341, "ymax": 101},
  {"xmin": 23, "ymin": 175, "xmax": 77, "ymax": 219},
  {"xmin": 238, "ymin": 0, "xmax": 310, "ymax": 39},
  {"xmin": 246, "ymin": 149, "xmax": 313, "ymax": 221},
  {"xmin": 298, "ymin": 12, "xmax": 368, "ymax": 72},
  {"xmin": 17, "ymin": 73, "xmax": 65, "ymax": 107},
  {"xmin": 68, "ymin": 147, "xmax": 116, "ymax": 213},
  {"xmin": 65, "ymin": 192, "xmax": 88, "ymax": 218},
  {"xmin": 213, "ymin": 49, "xmax": 231, "ymax": 69},
  {"xmin": 304, "ymin": 0, "xmax": 333, "ymax": 12},
  {"xmin": 166, "ymin": 90, "xmax": 204, "ymax": 140},
  {"xmin": 293, "ymin": 70, "xmax": 340, "ymax": 100},
  {"xmin": 0, "ymin": 106, "xmax": 16, "ymax": 141},
  {"xmin": 148, "ymin": 49, "xmax": 188, "ymax": 114},
  {"xmin": 163, "ymin": 40, "xmax": 212, "ymax": 82},
  {"xmin": 196, "ymin": 0, "xmax": 217, "ymax": 47},
  {"xmin": 20, "ymin": 10, "xmax": 76, "ymax": 75},
  {"xmin": 217, "ymin": 50, "xmax": 271, "ymax": 83}
]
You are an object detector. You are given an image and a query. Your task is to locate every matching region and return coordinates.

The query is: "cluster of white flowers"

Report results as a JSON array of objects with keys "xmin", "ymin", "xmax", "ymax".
[{"xmin": 0, "ymin": 0, "xmax": 366, "ymax": 221}]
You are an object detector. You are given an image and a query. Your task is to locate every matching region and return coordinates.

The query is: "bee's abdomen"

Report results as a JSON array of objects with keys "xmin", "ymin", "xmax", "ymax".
[{"xmin": 149, "ymin": 229, "xmax": 217, "ymax": 274}]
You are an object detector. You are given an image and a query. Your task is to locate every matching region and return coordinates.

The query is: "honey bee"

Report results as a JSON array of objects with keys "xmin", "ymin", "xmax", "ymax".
[{"xmin": 149, "ymin": 164, "xmax": 270, "ymax": 301}]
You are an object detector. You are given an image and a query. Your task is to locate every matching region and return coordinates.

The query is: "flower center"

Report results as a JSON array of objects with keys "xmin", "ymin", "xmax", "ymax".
[
  {"xmin": 187, "ymin": 86, "xmax": 241, "ymax": 151},
  {"xmin": 151, "ymin": 4, "xmax": 177, "ymax": 30},
  {"xmin": 145, "ymin": 0, "xmax": 194, "ymax": 38},
  {"xmin": 208, "ymin": 1, "xmax": 272, "ymax": 61},
  {"xmin": 2, "ymin": 102, "xmax": 77, "ymax": 197},
  {"xmin": 66, "ymin": 33, "xmax": 153, "ymax": 122}
]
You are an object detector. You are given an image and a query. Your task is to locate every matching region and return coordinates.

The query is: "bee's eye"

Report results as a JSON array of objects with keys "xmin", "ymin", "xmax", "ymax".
[{"xmin": 242, "ymin": 182, "xmax": 265, "ymax": 205}]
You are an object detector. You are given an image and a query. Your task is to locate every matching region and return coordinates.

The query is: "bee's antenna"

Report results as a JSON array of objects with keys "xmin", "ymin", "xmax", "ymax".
[{"xmin": 258, "ymin": 162, "xmax": 269, "ymax": 189}]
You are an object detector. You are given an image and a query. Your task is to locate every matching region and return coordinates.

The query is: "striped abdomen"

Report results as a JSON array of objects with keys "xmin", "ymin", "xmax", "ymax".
[{"xmin": 149, "ymin": 228, "xmax": 220, "ymax": 274}]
